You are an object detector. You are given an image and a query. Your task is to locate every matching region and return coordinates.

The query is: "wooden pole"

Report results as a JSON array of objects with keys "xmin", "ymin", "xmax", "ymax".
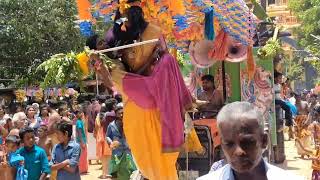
[{"xmin": 93, "ymin": 39, "xmax": 159, "ymax": 53}]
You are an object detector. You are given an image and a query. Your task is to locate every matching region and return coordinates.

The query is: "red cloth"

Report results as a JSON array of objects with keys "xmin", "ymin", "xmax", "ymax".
[{"xmin": 79, "ymin": 145, "xmax": 88, "ymax": 173}]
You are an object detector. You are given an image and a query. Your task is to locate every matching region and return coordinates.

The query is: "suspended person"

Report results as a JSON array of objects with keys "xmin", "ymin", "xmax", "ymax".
[{"xmin": 87, "ymin": 1, "xmax": 193, "ymax": 179}]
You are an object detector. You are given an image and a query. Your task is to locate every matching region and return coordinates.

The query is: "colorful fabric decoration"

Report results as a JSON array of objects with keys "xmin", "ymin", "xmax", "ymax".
[
  {"xmin": 79, "ymin": 21, "xmax": 94, "ymax": 37},
  {"xmin": 203, "ymin": 0, "xmax": 255, "ymax": 46},
  {"xmin": 76, "ymin": 0, "xmax": 92, "ymax": 20},
  {"xmin": 247, "ymin": 46, "xmax": 255, "ymax": 79},
  {"xmin": 80, "ymin": 0, "xmax": 256, "ymax": 49},
  {"xmin": 208, "ymin": 30, "xmax": 229, "ymax": 61},
  {"xmin": 189, "ymin": 40, "xmax": 216, "ymax": 68},
  {"xmin": 204, "ymin": 9, "xmax": 214, "ymax": 41}
]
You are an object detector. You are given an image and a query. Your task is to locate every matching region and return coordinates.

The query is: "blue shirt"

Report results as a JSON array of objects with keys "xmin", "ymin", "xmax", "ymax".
[
  {"xmin": 76, "ymin": 119, "xmax": 87, "ymax": 144},
  {"xmin": 51, "ymin": 140, "xmax": 81, "ymax": 180},
  {"xmin": 106, "ymin": 121, "xmax": 130, "ymax": 156},
  {"xmin": 285, "ymin": 101, "xmax": 298, "ymax": 116},
  {"xmin": 16, "ymin": 145, "xmax": 50, "ymax": 180}
]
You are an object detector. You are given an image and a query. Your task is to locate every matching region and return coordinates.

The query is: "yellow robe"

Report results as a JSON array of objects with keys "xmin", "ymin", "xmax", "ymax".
[{"xmin": 110, "ymin": 24, "xmax": 179, "ymax": 180}]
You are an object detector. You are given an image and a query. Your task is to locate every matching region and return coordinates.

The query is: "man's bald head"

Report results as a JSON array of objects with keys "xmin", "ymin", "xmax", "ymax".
[
  {"xmin": 217, "ymin": 101, "xmax": 264, "ymax": 133},
  {"xmin": 216, "ymin": 102, "xmax": 268, "ymax": 174}
]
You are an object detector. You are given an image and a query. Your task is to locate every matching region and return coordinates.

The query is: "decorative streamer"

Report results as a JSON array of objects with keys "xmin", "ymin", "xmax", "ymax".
[
  {"xmin": 79, "ymin": 21, "xmax": 94, "ymax": 37},
  {"xmin": 247, "ymin": 7, "xmax": 255, "ymax": 80},
  {"xmin": 76, "ymin": 0, "xmax": 92, "ymax": 20},
  {"xmin": 204, "ymin": 9, "xmax": 214, "ymax": 40},
  {"xmin": 247, "ymin": 46, "xmax": 255, "ymax": 79},
  {"xmin": 208, "ymin": 30, "xmax": 229, "ymax": 61}
]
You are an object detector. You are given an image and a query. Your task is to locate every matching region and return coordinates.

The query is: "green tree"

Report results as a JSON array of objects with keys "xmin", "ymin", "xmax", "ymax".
[
  {"xmin": 288, "ymin": 0, "xmax": 320, "ymax": 57},
  {"xmin": 283, "ymin": 55, "xmax": 305, "ymax": 81},
  {"xmin": 0, "ymin": 0, "xmax": 85, "ymax": 86}
]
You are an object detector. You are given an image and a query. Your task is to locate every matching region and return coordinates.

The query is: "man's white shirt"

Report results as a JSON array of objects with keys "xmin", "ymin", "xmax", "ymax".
[{"xmin": 197, "ymin": 160, "xmax": 305, "ymax": 180}]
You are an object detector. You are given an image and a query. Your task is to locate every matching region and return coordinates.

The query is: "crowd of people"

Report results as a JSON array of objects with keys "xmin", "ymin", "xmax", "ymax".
[
  {"xmin": 0, "ymin": 94, "xmax": 136, "ymax": 180},
  {"xmin": 274, "ymin": 71, "xmax": 320, "ymax": 180}
]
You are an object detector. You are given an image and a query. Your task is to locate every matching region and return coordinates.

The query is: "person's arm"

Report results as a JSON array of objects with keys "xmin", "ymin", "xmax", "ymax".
[
  {"xmin": 92, "ymin": 55, "xmax": 113, "ymax": 88},
  {"xmin": 51, "ymin": 159, "xmax": 69, "ymax": 171},
  {"xmin": 62, "ymin": 143, "xmax": 81, "ymax": 173},
  {"xmin": 46, "ymin": 139, "xmax": 53, "ymax": 161},
  {"xmin": 106, "ymin": 124, "xmax": 114, "ymax": 145},
  {"xmin": 51, "ymin": 145, "xmax": 69, "ymax": 170},
  {"xmin": 39, "ymin": 150, "xmax": 50, "ymax": 180}
]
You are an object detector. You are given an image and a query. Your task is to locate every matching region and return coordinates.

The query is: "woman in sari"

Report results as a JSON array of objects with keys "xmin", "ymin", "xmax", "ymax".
[
  {"xmin": 294, "ymin": 95, "xmax": 314, "ymax": 158},
  {"xmin": 295, "ymin": 115, "xmax": 314, "ymax": 158},
  {"xmin": 88, "ymin": 1, "xmax": 193, "ymax": 179}
]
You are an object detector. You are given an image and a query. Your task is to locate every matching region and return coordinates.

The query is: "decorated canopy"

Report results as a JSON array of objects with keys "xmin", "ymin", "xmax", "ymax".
[
  {"xmin": 77, "ymin": 0, "xmax": 255, "ymax": 46},
  {"xmin": 76, "ymin": 0, "xmax": 258, "ymax": 77}
]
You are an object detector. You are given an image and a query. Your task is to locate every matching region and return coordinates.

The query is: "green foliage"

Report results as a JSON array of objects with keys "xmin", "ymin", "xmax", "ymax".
[
  {"xmin": 257, "ymin": 39, "xmax": 282, "ymax": 60},
  {"xmin": 36, "ymin": 53, "xmax": 84, "ymax": 88},
  {"xmin": 288, "ymin": 0, "xmax": 320, "ymax": 67},
  {"xmin": 283, "ymin": 56, "xmax": 305, "ymax": 81},
  {"xmin": 0, "ymin": 0, "xmax": 85, "ymax": 86},
  {"xmin": 176, "ymin": 51, "xmax": 186, "ymax": 67}
]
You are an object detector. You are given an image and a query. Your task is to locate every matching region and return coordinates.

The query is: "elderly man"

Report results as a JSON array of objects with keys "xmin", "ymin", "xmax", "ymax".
[{"xmin": 198, "ymin": 102, "xmax": 303, "ymax": 180}]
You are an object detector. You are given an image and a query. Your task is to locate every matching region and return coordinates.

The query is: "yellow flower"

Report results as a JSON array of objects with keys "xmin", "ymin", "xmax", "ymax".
[{"xmin": 76, "ymin": 52, "xmax": 90, "ymax": 76}]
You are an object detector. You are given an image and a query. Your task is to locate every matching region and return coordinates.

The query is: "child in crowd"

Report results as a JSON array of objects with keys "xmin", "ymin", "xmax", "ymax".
[
  {"xmin": 107, "ymin": 106, "xmax": 136, "ymax": 180},
  {"xmin": 51, "ymin": 121, "xmax": 81, "ymax": 180},
  {"xmin": 39, "ymin": 104, "xmax": 50, "ymax": 126},
  {"xmin": 17, "ymin": 127, "xmax": 50, "ymax": 180},
  {"xmin": 58, "ymin": 106, "xmax": 71, "ymax": 122},
  {"xmin": 6, "ymin": 135, "xmax": 28, "ymax": 180},
  {"xmin": 38, "ymin": 125, "xmax": 53, "ymax": 161},
  {"xmin": 75, "ymin": 108, "xmax": 88, "ymax": 174}
]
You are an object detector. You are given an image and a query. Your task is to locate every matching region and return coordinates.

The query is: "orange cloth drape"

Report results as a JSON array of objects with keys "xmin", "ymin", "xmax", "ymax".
[
  {"xmin": 76, "ymin": 0, "xmax": 92, "ymax": 20},
  {"xmin": 123, "ymin": 100, "xmax": 179, "ymax": 180}
]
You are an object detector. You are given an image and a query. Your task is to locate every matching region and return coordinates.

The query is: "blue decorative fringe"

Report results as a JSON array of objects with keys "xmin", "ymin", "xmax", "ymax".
[
  {"xmin": 79, "ymin": 21, "xmax": 94, "ymax": 37},
  {"xmin": 204, "ymin": 9, "xmax": 214, "ymax": 40}
]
